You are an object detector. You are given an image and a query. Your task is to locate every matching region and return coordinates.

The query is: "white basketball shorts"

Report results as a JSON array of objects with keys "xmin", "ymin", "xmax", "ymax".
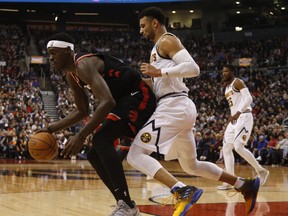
[
  {"xmin": 224, "ymin": 112, "xmax": 253, "ymax": 145},
  {"xmin": 132, "ymin": 96, "xmax": 197, "ymax": 160}
]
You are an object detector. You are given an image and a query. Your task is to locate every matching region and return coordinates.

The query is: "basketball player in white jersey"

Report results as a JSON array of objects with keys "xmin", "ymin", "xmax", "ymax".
[
  {"xmin": 127, "ymin": 7, "xmax": 260, "ymax": 216},
  {"xmin": 217, "ymin": 65, "xmax": 269, "ymax": 190}
]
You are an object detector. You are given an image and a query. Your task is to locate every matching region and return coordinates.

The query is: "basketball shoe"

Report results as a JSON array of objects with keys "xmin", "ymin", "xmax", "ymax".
[
  {"xmin": 237, "ymin": 177, "xmax": 260, "ymax": 214},
  {"xmin": 257, "ymin": 168, "xmax": 269, "ymax": 186},
  {"xmin": 109, "ymin": 200, "xmax": 141, "ymax": 216},
  {"xmin": 171, "ymin": 185, "xmax": 203, "ymax": 216}
]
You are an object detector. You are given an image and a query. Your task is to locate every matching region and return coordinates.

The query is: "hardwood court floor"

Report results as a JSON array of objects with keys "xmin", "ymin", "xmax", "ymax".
[{"xmin": 0, "ymin": 159, "xmax": 287, "ymax": 216}]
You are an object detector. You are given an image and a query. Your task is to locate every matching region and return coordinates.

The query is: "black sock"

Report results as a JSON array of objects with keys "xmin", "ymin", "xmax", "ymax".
[
  {"xmin": 87, "ymin": 148, "xmax": 117, "ymax": 200},
  {"xmin": 91, "ymin": 119, "xmax": 134, "ymax": 208}
]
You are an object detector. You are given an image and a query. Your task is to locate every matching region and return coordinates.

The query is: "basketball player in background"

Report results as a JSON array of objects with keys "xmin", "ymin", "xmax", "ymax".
[
  {"xmin": 45, "ymin": 32, "xmax": 156, "ymax": 216},
  {"xmin": 217, "ymin": 65, "xmax": 269, "ymax": 190},
  {"xmin": 127, "ymin": 7, "xmax": 260, "ymax": 216}
]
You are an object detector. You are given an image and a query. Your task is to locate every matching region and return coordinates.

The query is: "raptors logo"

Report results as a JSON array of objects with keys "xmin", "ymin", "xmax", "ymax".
[{"xmin": 140, "ymin": 132, "xmax": 151, "ymax": 143}]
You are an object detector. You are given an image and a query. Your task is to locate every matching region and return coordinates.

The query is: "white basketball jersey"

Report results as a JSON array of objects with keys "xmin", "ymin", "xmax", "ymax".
[
  {"xmin": 225, "ymin": 78, "xmax": 252, "ymax": 115},
  {"xmin": 150, "ymin": 33, "xmax": 189, "ymax": 100}
]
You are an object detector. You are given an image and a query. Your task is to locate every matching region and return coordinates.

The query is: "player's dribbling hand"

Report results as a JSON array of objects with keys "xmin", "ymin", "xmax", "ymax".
[{"xmin": 61, "ymin": 134, "xmax": 85, "ymax": 158}]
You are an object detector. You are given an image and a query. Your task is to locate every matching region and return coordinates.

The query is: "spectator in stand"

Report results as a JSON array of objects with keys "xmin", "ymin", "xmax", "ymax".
[
  {"xmin": 211, "ymin": 133, "xmax": 223, "ymax": 163},
  {"xmin": 15, "ymin": 132, "xmax": 27, "ymax": 160},
  {"xmin": 194, "ymin": 131, "xmax": 202, "ymax": 148},
  {"xmin": 256, "ymin": 135, "xmax": 268, "ymax": 163},
  {"xmin": 276, "ymin": 131, "xmax": 288, "ymax": 166},
  {"xmin": 264, "ymin": 134, "xmax": 278, "ymax": 165},
  {"xmin": 246, "ymin": 135, "xmax": 258, "ymax": 154},
  {"xmin": 197, "ymin": 130, "xmax": 215, "ymax": 161},
  {"xmin": 266, "ymin": 132, "xmax": 287, "ymax": 166}
]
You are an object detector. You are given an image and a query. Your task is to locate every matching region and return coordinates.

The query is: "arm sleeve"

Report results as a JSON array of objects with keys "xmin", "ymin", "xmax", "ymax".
[
  {"xmin": 238, "ymin": 87, "xmax": 253, "ymax": 113},
  {"xmin": 161, "ymin": 49, "xmax": 200, "ymax": 78}
]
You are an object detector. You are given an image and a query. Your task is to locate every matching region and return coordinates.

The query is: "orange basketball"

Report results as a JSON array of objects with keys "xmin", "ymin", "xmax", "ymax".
[{"xmin": 28, "ymin": 132, "xmax": 58, "ymax": 161}]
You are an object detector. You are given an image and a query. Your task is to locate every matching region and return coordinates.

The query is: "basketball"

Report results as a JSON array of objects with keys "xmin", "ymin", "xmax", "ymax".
[{"xmin": 28, "ymin": 132, "xmax": 58, "ymax": 161}]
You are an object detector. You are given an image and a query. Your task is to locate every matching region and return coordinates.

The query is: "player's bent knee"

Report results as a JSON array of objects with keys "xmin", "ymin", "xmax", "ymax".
[
  {"xmin": 234, "ymin": 140, "xmax": 246, "ymax": 152},
  {"xmin": 182, "ymin": 166, "xmax": 197, "ymax": 176},
  {"xmin": 127, "ymin": 152, "xmax": 147, "ymax": 174},
  {"xmin": 180, "ymin": 159, "xmax": 198, "ymax": 175},
  {"xmin": 126, "ymin": 151, "xmax": 137, "ymax": 168}
]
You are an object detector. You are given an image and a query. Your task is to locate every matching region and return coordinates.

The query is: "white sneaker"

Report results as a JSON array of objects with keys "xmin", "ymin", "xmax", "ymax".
[
  {"xmin": 256, "ymin": 156, "xmax": 262, "ymax": 161},
  {"xmin": 257, "ymin": 168, "xmax": 269, "ymax": 186},
  {"xmin": 217, "ymin": 182, "xmax": 234, "ymax": 190},
  {"xmin": 109, "ymin": 200, "xmax": 141, "ymax": 216}
]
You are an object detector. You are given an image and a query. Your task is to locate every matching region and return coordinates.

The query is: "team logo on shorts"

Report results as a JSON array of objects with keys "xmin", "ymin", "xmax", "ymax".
[
  {"xmin": 140, "ymin": 132, "xmax": 151, "ymax": 143},
  {"xmin": 242, "ymin": 135, "xmax": 247, "ymax": 141}
]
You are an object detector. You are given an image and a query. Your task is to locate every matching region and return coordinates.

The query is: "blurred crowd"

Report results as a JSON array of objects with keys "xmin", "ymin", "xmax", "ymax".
[
  {"xmin": 33, "ymin": 26, "xmax": 288, "ymax": 72},
  {"xmin": 0, "ymin": 69, "xmax": 50, "ymax": 160},
  {"xmin": 0, "ymin": 24, "xmax": 287, "ymax": 166}
]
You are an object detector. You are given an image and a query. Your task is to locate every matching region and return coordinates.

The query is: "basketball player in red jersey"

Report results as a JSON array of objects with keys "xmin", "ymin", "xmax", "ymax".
[
  {"xmin": 45, "ymin": 32, "xmax": 156, "ymax": 216},
  {"xmin": 127, "ymin": 7, "xmax": 260, "ymax": 215}
]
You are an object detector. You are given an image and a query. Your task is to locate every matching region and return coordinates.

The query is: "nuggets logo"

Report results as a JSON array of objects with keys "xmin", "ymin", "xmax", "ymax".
[
  {"xmin": 242, "ymin": 135, "xmax": 247, "ymax": 141},
  {"xmin": 140, "ymin": 132, "xmax": 151, "ymax": 143}
]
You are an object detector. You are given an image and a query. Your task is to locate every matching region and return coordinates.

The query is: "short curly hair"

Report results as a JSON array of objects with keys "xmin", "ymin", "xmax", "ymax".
[{"xmin": 138, "ymin": 7, "xmax": 166, "ymax": 25}]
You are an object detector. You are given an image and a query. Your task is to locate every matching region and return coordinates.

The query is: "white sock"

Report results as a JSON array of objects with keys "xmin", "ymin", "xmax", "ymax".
[
  {"xmin": 234, "ymin": 177, "xmax": 245, "ymax": 189},
  {"xmin": 172, "ymin": 181, "xmax": 186, "ymax": 190}
]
